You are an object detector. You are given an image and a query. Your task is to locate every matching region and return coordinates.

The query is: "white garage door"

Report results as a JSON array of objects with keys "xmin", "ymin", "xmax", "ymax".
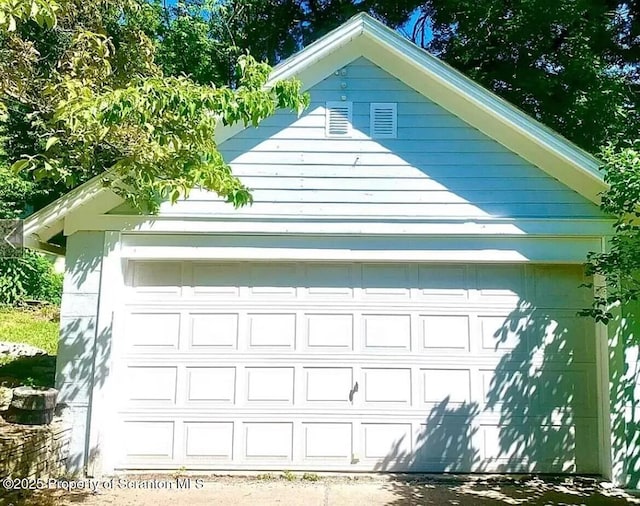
[{"xmin": 110, "ymin": 261, "xmax": 599, "ymax": 473}]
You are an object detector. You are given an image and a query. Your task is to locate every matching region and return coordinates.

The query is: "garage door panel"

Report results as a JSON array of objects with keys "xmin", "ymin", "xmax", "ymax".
[
  {"xmin": 537, "ymin": 315, "xmax": 596, "ymax": 363},
  {"xmin": 415, "ymin": 421, "xmax": 476, "ymax": 470},
  {"xmin": 530, "ymin": 423, "xmax": 576, "ymax": 470},
  {"xmin": 480, "ymin": 368, "xmax": 523, "ymax": 411},
  {"xmin": 531, "ymin": 265, "xmax": 591, "ymax": 308},
  {"xmin": 125, "ymin": 367, "xmax": 177, "ymax": 403},
  {"xmin": 115, "ymin": 261, "xmax": 599, "ymax": 473},
  {"xmin": 476, "ymin": 265, "xmax": 524, "ymax": 301},
  {"xmin": 131, "ymin": 262, "xmax": 182, "ymax": 295},
  {"xmin": 304, "ymin": 263, "xmax": 354, "ymax": 298},
  {"xmin": 189, "ymin": 313, "xmax": 239, "ymax": 349},
  {"xmin": 126, "ymin": 312, "xmax": 181, "ymax": 349},
  {"xmin": 192, "ymin": 262, "xmax": 242, "ymax": 296},
  {"xmin": 417, "ymin": 265, "xmax": 469, "ymax": 300},
  {"xmin": 247, "ymin": 313, "xmax": 296, "ymax": 349},
  {"xmin": 184, "ymin": 422, "xmax": 234, "ymax": 459},
  {"xmin": 361, "ymin": 264, "xmax": 411, "ymax": 298},
  {"xmin": 303, "ymin": 423, "xmax": 352, "ymax": 459},
  {"xmin": 534, "ymin": 368, "xmax": 596, "ymax": 416},
  {"xmin": 122, "ymin": 421, "xmax": 175, "ymax": 459},
  {"xmin": 186, "ymin": 367, "xmax": 236, "ymax": 403},
  {"xmin": 362, "ymin": 314, "xmax": 411, "ymax": 350},
  {"xmin": 363, "ymin": 368, "xmax": 412, "ymax": 405},
  {"xmin": 249, "ymin": 263, "xmax": 298, "ymax": 297},
  {"xmin": 305, "ymin": 367, "xmax": 352, "ymax": 403},
  {"xmin": 479, "ymin": 315, "xmax": 528, "ymax": 356},
  {"xmin": 421, "ymin": 315, "xmax": 470, "ymax": 351},
  {"xmin": 421, "ymin": 369, "xmax": 471, "ymax": 405},
  {"xmin": 246, "ymin": 367, "xmax": 295, "ymax": 403},
  {"xmin": 479, "ymin": 424, "xmax": 528, "ymax": 465},
  {"xmin": 362, "ymin": 423, "xmax": 412, "ymax": 460},
  {"xmin": 306, "ymin": 313, "xmax": 353, "ymax": 349},
  {"xmin": 244, "ymin": 422, "xmax": 293, "ymax": 459}
]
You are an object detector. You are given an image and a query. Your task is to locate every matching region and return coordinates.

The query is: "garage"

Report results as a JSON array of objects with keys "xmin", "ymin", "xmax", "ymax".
[
  {"xmin": 107, "ymin": 260, "xmax": 599, "ymax": 473},
  {"xmin": 25, "ymin": 13, "xmax": 622, "ymax": 481}
]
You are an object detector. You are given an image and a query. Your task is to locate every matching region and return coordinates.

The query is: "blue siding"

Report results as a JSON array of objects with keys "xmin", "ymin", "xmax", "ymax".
[{"xmin": 158, "ymin": 57, "xmax": 604, "ymax": 220}]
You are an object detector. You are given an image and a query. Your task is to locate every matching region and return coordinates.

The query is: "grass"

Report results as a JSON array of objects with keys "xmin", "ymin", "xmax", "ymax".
[
  {"xmin": 281, "ymin": 470, "xmax": 296, "ymax": 482},
  {"xmin": 256, "ymin": 473, "xmax": 275, "ymax": 480},
  {"xmin": 0, "ymin": 306, "xmax": 59, "ymax": 387},
  {"xmin": 302, "ymin": 473, "xmax": 320, "ymax": 482},
  {"xmin": 0, "ymin": 306, "xmax": 59, "ymax": 355}
]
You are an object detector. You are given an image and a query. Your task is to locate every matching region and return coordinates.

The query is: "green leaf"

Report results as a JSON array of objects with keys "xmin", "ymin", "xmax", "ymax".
[
  {"xmin": 30, "ymin": 1, "xmax": 39, "ymax": 19},
  {"xmin": 10, "ymin": 159, "xmax": 30, "ymax": 173},
  {"xmin": 45, "ymin": 136, "xmax": 60, "ymax": 151}
]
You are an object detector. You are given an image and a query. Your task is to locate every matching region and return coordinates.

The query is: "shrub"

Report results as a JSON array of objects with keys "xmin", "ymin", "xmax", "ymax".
[
  {"xmin": 0, "ymin": 165, "xmax": 33, "ymax": 219},
  {"xmin": 0, "ymin": 250, "xmax": 63, "ymax": 306}
]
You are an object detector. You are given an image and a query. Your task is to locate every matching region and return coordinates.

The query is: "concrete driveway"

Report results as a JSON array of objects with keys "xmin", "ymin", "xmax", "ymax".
[{"xmin": 2, "ymin": 474, "xmax": 639, "ymax": 505}]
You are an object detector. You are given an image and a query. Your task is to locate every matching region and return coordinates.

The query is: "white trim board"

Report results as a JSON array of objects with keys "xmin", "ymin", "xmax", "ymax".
[
  {"xmin": 86, "ymin": 231, "xmax": 122, "ymax": 477},
  {"xmin": 65, "ymin": 215, "xmax": 615, "ymax": 238},
  {"xmin": 119, "ymin": 233, "xmax": 602, "ymax": 263}
]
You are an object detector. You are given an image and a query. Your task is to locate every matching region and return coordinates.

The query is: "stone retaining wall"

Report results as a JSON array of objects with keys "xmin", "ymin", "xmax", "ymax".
[{"xmin": 0, "ymin": 417, "xmax": 71, "ymax": 479}]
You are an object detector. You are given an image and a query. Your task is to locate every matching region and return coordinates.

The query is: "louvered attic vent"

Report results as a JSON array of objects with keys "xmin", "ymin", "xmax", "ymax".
[
  {"xmin": 370, "ymin": 103, "xmax": 397, "ymax": 139},
  {"xmin": 325, "ymin": 101, "xmax": 352, "ymax": 137}
]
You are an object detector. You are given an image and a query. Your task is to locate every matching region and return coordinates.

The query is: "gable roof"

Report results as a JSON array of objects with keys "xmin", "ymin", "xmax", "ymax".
[{"xmin": 23, "ymin": 12, "xmax": 606, "ymax": 250}]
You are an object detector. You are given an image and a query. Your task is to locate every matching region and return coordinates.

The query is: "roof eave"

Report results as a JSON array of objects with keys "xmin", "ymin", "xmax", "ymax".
[{"xmin": 266, "ymin": 14, "xmax": 366, "ymax": 86}]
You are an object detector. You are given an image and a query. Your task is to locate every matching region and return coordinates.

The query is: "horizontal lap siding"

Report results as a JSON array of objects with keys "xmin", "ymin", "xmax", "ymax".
[
  {"xmin": 159, "ymin": 57, "xmax": 604, "ymax": 220},
  {"xmin": 186, "ymin": 189, "xmax": 589, "ymax": 205}
]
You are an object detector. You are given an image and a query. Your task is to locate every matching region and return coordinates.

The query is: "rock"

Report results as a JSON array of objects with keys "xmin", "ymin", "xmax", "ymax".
[
  {"xmin": 0, "ymin": 342, "xmax": 46, "ymax": 358},
  {"xmin": 5, "ymin": 387, "xmax": 58, "ymax": 425},
  {"xmin": 0, "ymin": 386, "xmax": 12, "ymax": 410},
  {"xmin": 11, "ymin": 386, "xmax": 57, "ymax": 410}
]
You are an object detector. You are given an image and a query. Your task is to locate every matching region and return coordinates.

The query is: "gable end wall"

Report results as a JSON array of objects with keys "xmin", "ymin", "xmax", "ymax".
[{"xmin": 147, "ymin": 57, "xmax": 605, "ymax": 222}]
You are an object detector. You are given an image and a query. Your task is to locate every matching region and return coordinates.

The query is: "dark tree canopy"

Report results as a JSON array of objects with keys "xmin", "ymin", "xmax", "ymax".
[
  {"xmin": 155, "ymin": 0, "xmax": 420, "ymax": 86},
  {"xmin": 412, "ymin": 0, "xmax": 640, "ymax": 153}
]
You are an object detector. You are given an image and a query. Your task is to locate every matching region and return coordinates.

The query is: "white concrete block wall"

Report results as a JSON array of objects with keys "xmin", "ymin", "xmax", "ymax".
[{"xmin": 56, "ymin": 231, "xmax": 105, "ymax": 473}]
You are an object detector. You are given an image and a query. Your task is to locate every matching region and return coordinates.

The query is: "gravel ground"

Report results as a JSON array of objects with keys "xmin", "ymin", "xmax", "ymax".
[
  {"xmin": 2, "ymin": 474, "xmax": 640, "ymax": 506},
  {"xmin": 0, "ymin": 344, "xmax": 628, "ymax": 506}
]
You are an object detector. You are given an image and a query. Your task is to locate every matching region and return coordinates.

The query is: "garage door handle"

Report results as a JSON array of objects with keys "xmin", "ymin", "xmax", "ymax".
[{"xmin": 349, "ymin": 381, "xmax": 359, "ymax": 402}]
